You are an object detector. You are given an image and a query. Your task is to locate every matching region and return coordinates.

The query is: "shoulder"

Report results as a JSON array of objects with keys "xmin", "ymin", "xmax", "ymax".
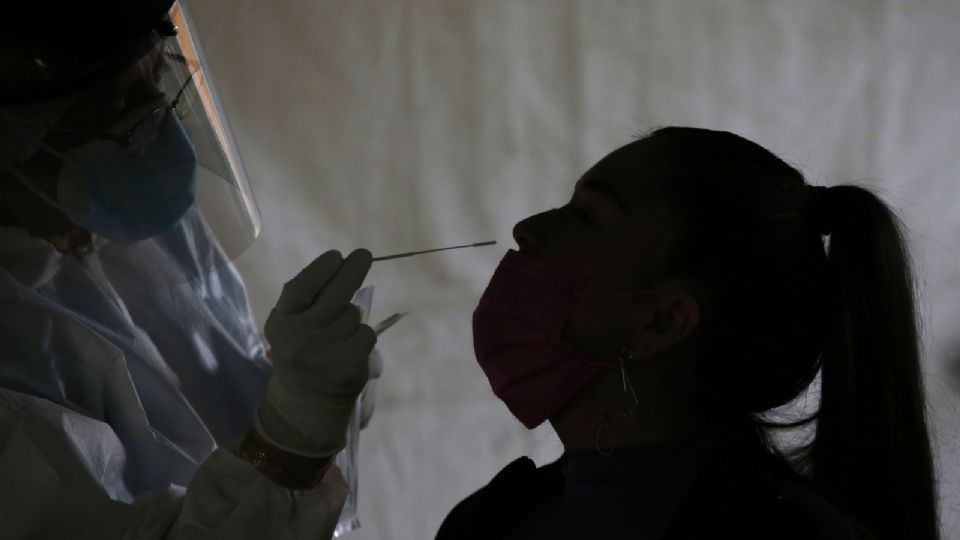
[
  {"xmin": 435, "ymin": 455, "xmax": 565, "ymax": 540},
  {"xmin": 773, "ymin": 464, "xmax": 875, "ymax": 539},
  {"xmin": 665, "ymin": 443, "xmax": 870, "ymax": 540}
]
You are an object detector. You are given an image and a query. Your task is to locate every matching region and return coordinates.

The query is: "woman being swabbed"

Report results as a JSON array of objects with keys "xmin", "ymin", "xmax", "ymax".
[{"xmin": 437, "ymin": 127, "xmax": 940, "ymax": 540}]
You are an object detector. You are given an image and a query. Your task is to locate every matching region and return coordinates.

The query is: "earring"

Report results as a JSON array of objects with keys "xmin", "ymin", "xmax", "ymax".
[
  {"xmin": 618, "ymin": 346, "xmax": 640, "ymax": 419},
  {"xmin": 595, "ymin": 345, "xmax": 640, "ymax": 456}
]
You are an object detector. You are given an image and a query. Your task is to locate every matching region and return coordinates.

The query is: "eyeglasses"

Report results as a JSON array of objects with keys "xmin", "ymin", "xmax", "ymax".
[
  {"xmin": 52, "ymin": 68, "xmax": 197, "ymax": 158},
  {"xmin": 117, "ymin": 70, "xmax": 197, "ymax": 157}
]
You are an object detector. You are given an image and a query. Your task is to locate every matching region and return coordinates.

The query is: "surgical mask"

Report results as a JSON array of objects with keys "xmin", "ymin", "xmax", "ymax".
[
  {"xmin": 9, "ymin": 112, "xmax": 198, "ymax": 244},
  {"xmin": 472, "ymin": 249, "xmax": 667, "ymax": 429}
]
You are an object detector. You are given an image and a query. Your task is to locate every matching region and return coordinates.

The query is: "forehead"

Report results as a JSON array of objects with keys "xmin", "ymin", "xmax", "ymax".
[
  {"xmin": 580, "ymin": 139, "xmax": 678, "ymax": 281},
  {"xmin": 577, "ymin": 139, "xmax": 663, "ymax": 198}
]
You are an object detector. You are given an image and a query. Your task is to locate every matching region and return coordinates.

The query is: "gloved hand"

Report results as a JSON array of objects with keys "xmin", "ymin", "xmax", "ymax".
[{"xmin": 254, "ymin": 249, "xmax": 377, "ymax": 458}]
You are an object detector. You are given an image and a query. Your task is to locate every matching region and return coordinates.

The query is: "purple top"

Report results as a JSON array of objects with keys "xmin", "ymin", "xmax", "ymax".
[{"xmin": 503, "ymin": 422, "xmax": 733, "ymax": 540}]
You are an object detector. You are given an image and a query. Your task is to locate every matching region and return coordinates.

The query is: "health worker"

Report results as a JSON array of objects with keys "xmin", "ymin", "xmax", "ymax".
[{"xmin": 0, "ymin": 2, "xmax": 380, "ymax": 538}]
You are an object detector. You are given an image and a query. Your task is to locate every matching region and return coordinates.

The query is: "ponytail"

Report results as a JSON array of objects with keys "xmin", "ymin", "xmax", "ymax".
[{"xmin": 792, "ymin": 184, "xmax": 940, "ymax": 540}]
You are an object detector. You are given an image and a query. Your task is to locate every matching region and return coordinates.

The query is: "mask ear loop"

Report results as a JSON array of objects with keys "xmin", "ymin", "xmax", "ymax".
[{"xmin": 8, "ymin": 167, "xmax": 60, "ymax": 208}]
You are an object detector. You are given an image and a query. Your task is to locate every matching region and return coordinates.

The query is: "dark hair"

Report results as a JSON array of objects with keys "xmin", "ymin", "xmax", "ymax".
[{"xmin": 637, "ymin": 126, "xmax": 940, "ymax": 540}]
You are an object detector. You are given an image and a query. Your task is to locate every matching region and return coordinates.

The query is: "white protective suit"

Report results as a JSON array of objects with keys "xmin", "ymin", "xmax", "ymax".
[{"xmin": 0, "ymin": 206, "xmax": 352, "ymax": 538}]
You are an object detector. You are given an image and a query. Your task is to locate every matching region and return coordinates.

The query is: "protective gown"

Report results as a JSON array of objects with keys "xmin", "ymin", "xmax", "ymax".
[{"xmin": 0, "ymin": 207, "xmax": 348, "ymax": 539}]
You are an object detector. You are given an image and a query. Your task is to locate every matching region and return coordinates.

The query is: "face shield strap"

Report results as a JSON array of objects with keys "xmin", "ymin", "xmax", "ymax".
[{"xmin": 0, "ymin": 20, "xmax": 175, "ymax": 107}]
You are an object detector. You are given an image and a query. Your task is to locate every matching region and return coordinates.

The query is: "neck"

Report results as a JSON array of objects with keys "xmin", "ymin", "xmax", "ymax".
[{"xmin": 549, "ymin": 369, "xmax": 713, "ymax": 453}]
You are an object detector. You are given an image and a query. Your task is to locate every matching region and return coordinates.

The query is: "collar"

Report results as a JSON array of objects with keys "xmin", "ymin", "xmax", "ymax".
[{"xmin": 554, "ymin": 418, "xmax": 747, "ymax": 538}]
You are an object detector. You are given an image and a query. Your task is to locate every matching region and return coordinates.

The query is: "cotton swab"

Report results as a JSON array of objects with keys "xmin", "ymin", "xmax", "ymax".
[{"xmin": 371, "ymin": 240, "xmax": 497, "ymax": 262}]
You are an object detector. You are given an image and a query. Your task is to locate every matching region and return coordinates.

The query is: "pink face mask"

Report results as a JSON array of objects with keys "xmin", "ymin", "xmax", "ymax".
[{"xmin": 472, "ymin": 249, "xmax": 666, "ymax": 429}]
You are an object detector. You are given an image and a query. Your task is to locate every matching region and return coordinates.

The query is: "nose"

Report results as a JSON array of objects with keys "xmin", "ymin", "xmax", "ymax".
[
  {"xmin": 512, "ymin": 214, "xmax": 541, "ymax": 254},
  {"xmin": 511, "ymin": 218, "xmax": 529, "ymax": 252}
]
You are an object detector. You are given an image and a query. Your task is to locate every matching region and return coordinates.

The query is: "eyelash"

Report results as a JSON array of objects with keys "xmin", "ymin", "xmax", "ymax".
[{"xmin": 556, "ymin": 205, "xmax": 592, "ymax": 223}]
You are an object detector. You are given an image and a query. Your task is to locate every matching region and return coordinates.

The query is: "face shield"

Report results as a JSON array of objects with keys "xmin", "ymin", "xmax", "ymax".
[
  {"xmin": 154, "ymin": 4, "xmax": 261, "ymax": 260},
  {"xmin": 0, "ymin": 1, "xmax": 259, "ymax": 277}
]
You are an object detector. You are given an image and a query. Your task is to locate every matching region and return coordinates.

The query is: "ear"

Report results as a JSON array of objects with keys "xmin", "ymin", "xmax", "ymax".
[{"xmin": 631, "ymin": 291, "xmax": 700, "ymax": 357}]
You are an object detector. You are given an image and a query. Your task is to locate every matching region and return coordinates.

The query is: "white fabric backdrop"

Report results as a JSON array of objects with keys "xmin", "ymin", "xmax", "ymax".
[{"xmin": 185, "ymin": 1, "xmax": 960, "ymax": 538}]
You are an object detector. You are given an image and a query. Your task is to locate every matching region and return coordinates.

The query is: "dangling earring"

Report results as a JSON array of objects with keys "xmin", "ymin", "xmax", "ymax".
[
  {"xmin": 618, "ymin": 346, "xmax": 640, "ymax": 419},
  {"xmin": 594, "ymin": 345, "xmax": 640, "ymax": 456}
]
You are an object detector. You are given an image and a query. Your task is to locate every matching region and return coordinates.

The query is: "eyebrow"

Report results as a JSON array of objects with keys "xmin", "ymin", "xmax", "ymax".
[{"xmin": 577, "ymin": 179, "xmax": 630, "ymax": 215}]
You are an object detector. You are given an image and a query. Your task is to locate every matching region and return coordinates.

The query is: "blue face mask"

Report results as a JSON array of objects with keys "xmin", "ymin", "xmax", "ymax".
[{"xmin": 11, "ymin": 113, "xmax": 198, "ymax": 244}]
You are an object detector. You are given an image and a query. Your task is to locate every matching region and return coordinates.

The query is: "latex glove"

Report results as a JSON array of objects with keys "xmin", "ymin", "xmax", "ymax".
[{"xmin": 254, "ymin": 249, "xmax": 377, "ymax": 458}]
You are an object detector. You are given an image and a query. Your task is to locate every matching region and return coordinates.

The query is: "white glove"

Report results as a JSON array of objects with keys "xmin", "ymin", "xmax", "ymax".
[{"xmin": 254, "ymin": 249, "xmax": 377, "ymax": 458}]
